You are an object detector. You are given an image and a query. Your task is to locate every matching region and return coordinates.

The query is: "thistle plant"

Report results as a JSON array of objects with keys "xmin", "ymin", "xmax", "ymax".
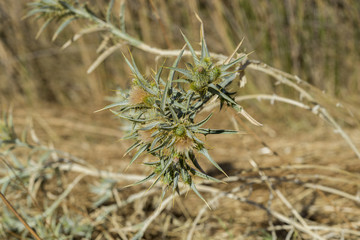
[
  {"xmin": 26, "ymin": 0, "xmax": 264, "ymax": 203},
  {"xmin": 100, "ymin": 38, "xmax": 262, "ymax": 203}
]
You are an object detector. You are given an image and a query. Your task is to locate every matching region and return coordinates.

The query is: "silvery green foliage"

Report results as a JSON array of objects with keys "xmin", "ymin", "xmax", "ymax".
[{"xmin": 0, "ymin": 113, "xmax": 93, "ymax": 239}]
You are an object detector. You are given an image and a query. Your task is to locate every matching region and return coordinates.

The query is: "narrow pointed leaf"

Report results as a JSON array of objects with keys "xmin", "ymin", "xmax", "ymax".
[
  {"xmin": 172, "ymin": 79, "xmax": 191, "ymax": 84},
  {"xmin": 158, "ymin": 124, "xmax": 175, "ymax": 130},
  {"xmin": 186, "ymin": 129, "xmax": 204, "ymax": 145},
  {"xmin": 128, "ymin": 143, "xmax": 150, "ymax": 167},
  {"xmin": 180, "ymin": 31, "xmax": 199, "ymax": 64},
  {"xmin": 186, "ymin": 151, "xmax": 205, "ymax": 173},
  {"xmin": 198, "ymin": 147, "xmax": 228, "ymax": 177},
  {"xmin": 94, "ymin": 100, "xmax": 129, "ymax": 112},
  {"xmin": 150, "ymin": 136, "xmax": 161, "ymax": 151},
  {"xmin": 221, "ymin": 55, "xmax": 246, "ymax": 71},
  {"xmin": 185, "ymin": 91, "xmax": 194, "ymax": 111},
  {"xmin": 123, "ymin": 141, "xmax": 141, "ymax": 157},
  {"xmin": 190, "ymin": 113, "xmax": 212, "ymax": 128},
  {"xmin": 161, "ymin": 186, "xmax": 168, "ymax": 201},
  {"xmin": 200, "ymin": 37, "xmax": 210, "ymax": 60},
  {"xmin": 166, "ymin": 136, "xmax": 176, "ymax": 148},
  {"xmin": 192, "ymin": 169, "xmax": 222, "ymax": 183},
  {"xmin": 123, "ymin": 53, "xmax": 156, "ymax": 95},
  {"xmin": 121, "ymin": 131, "xmax": 137, "ymax": 140},
  {"xmin": 150, "ymin": 130, "xmax": 160, "ymax": 137},
  {"xmin": 169, "ymin": 45, "xmax": 186, "ymax": 82},
  {"xmin": 166, "ymin": 67, "xmax": 192, "ymax": 79},
  {"xmin": 208, "ymin": 84, "xmax": 237, "ymax": 105},
  {"xmin": 218, "ymin": 73, "xmax": 237, "ymax": 89},
  {"xmin": 190, "ymin": 181, "xmax": 210, "ymax": 209},
  {"xmin": 52, "ymin": 16, "xmax": 77, "ymax": 41},
  {"xmin": 195, "ymin": 12, "xmax": 210, "ymax": 60},
  {"xmin": 148, "ymin": 136, "xmax": 171, "ymax": 153},
  {"xmin": 124, "ymin": 172, "xmax": 156, "ymax": 188},
  {"xmin": 139, "ymin": 121, "xmax": 161, "ymax": 131},
  {"xmin": 110, "ymin": 110, "xmax": 147, "ymax": 123},
  {"xmin": 172, "ymin": 172, "xmax": 180, "ymax": 193},
  {"xmin": 154, "ymin": 65, "xmax": 164, "ymax": 87},
  {"xmin": 143, "ymin": 161, "xmax": 161, "ymax": 166},
  {"xmin": 130, "ymin": 51, "xmax": 146, "ymax": 81},
  {"xmin": 169, "ymin": 105, "xmax": 179, "ymax": 122},
  {"xmin": 224, "ymin": 37, "xmax": 244, "ymax": 64},
  {"xmin": 122, "ymin": 52, "xmax": 146, "ymax": 85},
  {"xmin": 23, "ymin": 8, "xmax": 51, "ymax": 19},
  {"xmin": 148, "ymin": 158, "xmax": 173, "ymax": 190},
  {"xmin": 172, "ymin": 101, "xmax": 188, "ymax": 111},
  {"xmin": 59, "ymin": 1, "xmax": 77, "ymax": 13},
  {"xmin": 36, "ymin": 18, "xmax": 53, "ymax": 39},
  {"xmin": 161, "ymin": 46, "xmax": 185, "ymax": 111},
  {"xmin": 197, "ymin": 128, "xmax": 238, "ymax": 135},
  {"xmin": 161, "ymin": 83, "xmax": 170, "ymax": 113}
]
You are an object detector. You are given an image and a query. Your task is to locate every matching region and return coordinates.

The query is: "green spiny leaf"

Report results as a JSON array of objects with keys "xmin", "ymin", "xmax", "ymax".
[
  {"xmin": 59, "ymin": 1, "xmax": 77, "ymax": 13},
  {"xmin": 123, "ymin": 141, "xmax": 141, "ymax": 157},
  {"xmin": 197, "ymin": 128, "xmax": 237, "ymax": 135},
  {"xmin": 154, "ymin": 65, "xmax": 164, "ymax": 88},
  {"xmin": 139, "ymin": 121, "xmax": 160, "ymax": 131},
  {"xmin": 110, "ymin": 109, "xmax": 148, "ymax": 123},
  {"xmin": 169, "ymin": 105, "xmax": 179, "ymax": 122},
  {"xmin": 180, "ymin": 31, "xmax": 199, "ymax": 64},
  {"xmin": 198, "ymin": 147, "xmax": 228, "ymax": 177},
  {"xmin": 124, "ymin": 172, "xmax": 156, "ymax": 188},
  {"xmin": 148, "ymin": 136, "xmax": 171, "ymax": 153},
  {"xmin": 200, "ymin": 36, "xmax": 210, "ymax": 60},
  {"xmin": 148, "ymin": 158, "xmax": 173, "ymax": 190},
  {"xmin": 24, "ymin": 8, "xmax": 52, "ymax": 19},
  {"xmin": 94, "ymin": 100, "xmax": 129, "ymax": 112},
  {"xmin": 167, "ymin": 67, "xmax": 192, "ymax": 79},
  {"xmin": 190, "ymin": 181, "xmax": 210, "ymax": 208},
  {"xmin": 143, "ymin": 161, "xmax": 161, "ymax": 166},
  {"xmin": 150, "ymin": 136, "xmax": 161, "ymax": 151},
  {"xmin": 172, "ymin": 172, "xmax": 180, "ymax": 194},
  {"xmin": 186, "ymin": 150, "xmax": 205, "ymax": 173},
  {"xmin": 220, "ymin": 55, "xmax": 246, "ymax": 71},
  {"xmin": 35, "ymin": 18, "xmax": 53, "ymax": 39},
  {"xmin": 192, "ymin": 169, "xmax": 222, "ymax": 183},
  {"xmin": 189, "ymin": 113, "xmax": 213, "ymax": 128},
  {"xmin": 127, "ymin": 143, "xmax": 150, "ymax": 168},
  {"xmin": 208, "ymin": 83, "xmax": 237, "ymax": 105},
  {"xmin": 161, "ymin": 46, "xmax": 185, "ymax": 111}
]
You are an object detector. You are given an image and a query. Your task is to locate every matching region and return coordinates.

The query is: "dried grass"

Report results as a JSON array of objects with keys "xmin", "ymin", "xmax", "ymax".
[{"xmin": 1, "ymin": 1, "xmax": 360, "ymax": 239}]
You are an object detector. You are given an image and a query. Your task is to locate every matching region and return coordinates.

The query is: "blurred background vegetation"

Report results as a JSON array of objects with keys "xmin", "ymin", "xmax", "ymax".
[
  {"xmin": 1, "ymin": 1, "xmax": 360, "ymax": 239},
  {"xmin": 1, "ymin": 0, "xmax": 359, "ymax": 108}
]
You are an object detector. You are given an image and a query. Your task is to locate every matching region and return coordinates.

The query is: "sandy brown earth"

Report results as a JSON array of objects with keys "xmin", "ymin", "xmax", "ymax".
[{"xmin": 5, "ymin": 102, "xmax": 359, "ymax": 239}]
